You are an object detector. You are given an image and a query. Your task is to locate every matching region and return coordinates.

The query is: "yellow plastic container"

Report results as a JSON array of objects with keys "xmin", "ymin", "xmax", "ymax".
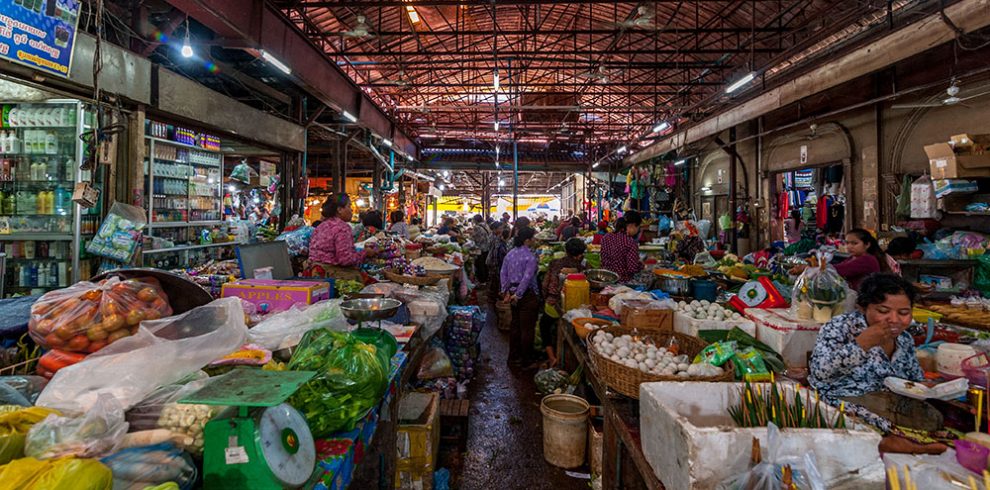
[{"xmin": 563, "ymin": 274, "xmax": 591, "ymax": 312}]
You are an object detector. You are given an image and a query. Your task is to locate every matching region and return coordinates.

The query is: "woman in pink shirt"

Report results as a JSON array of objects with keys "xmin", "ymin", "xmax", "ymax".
[
  {"xmin": 304, "ymin": 193, "xmax": 373, "ymax": 282},
  {"xmin": 791, "ymin": 228, "xmax": 889, "ymax": 290}
]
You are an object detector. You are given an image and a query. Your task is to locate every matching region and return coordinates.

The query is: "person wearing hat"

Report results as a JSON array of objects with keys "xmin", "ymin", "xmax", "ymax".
[{"xmin": 592, "ymin": 220, "xmax": 609, "ymax": 245}]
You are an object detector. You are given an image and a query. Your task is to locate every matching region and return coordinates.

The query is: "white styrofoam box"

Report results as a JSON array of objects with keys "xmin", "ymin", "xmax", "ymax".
[
  {"xmin": 673, "ymin": 311, "xmax": 757, "ymax": 338},
  {"xmin": 745, "ymin": 308, "xmax": 822, "ymax": 369},
  {"xmin": 639, "ymin": 382, "xmax": 882, "ymax": 490}
]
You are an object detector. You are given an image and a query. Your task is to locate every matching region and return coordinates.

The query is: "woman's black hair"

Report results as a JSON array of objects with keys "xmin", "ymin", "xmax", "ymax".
[
  {"xmin": 613, "ymin": 217, "xmax": 626, "ymax": 233},
  {"xmin": 848, "ymin": 228, "xmax": 890, "ymax": 272},
  {"xmin": 623, "ymin": 210, "xmax": 643, "ymax": 226},
  {"xmin": 362, "ymin": 210, "xmax": 384, "ymax": 229},
  {"xmin": 886, "ymin": 236, "xmax": 917, "ymax": 257},
  {"xmin": 410, "ymin": 217, "xmax": 421, "ymax": 225},
  {"xmin": 564, "ymin": 237, "xmax": 587, "ymax": 257},
  {"xmin": 390, "ymin": 210, "xmax": 405, "ymax": 224},
  {"xmin": 513, "ymin": 226, "xmax": 536, "ymax": 248},
  {"xmin": 473, "ymin": 214, "xmax": 484, "ymax": 223},
  {"xmin": 856, "ymin": 272, "xmax": 917, "ymax": 308},
  {"xmin": 321, "ymin": 193, "xmax": 350, "ymax": 219},
  {"xmin": 570, "ymin": 217, "xmax": 581, "ymax": 226}
]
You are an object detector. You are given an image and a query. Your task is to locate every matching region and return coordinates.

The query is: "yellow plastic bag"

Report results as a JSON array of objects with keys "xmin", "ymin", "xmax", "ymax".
[
  {"xmin": 0, "ymin": 457, "xmax": 112, "ymax": 490},
  {"xmin": 0, "ymin": 407, "xmax": 59, "ymax": 464}
]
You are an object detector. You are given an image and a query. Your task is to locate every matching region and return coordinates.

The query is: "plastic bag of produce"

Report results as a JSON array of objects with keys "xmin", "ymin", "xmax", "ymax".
[
  {"xmin": 124, "ymin": 372, "xmax": 210, "ymax": 431},
  {"xmin": 35, "ymin": 298, "xmax": 248, "ymax": 414},
  {"xmin": 0, "ymin": 376, "xmax": 47, "ymax": 406},
  {"xmin": 417, "ymin": 347, "xmax": 453, "ymax": 380},
  {"xmin": 287, "ymin": 329, "xmax": 389, "ymax": 437},
  {"xmin": 790, "ymin": 252, "xmax": 848, "ymax": 323},
  {"xmin": 28, "ymin": 277, "xmax": 172, "ymax": 354},
  {"xmin": 86, "ymin": 202, "xmax": 147, "ymax": 263},
  {"xmin": 276, "ymin": 226, "xmax": 314, "ymax": 257},
  {"xmin": 247, "ymin": 299, "xmax": 350, "ymax": 351},
  {"xmin": 26, "ymin": 394, "xmax": 128, "ymax": 459},
  {"xmin": 101, "ymin": 443, "xmax": 196, "ymax": 490},
  {"xmin": 0, "ymin": 456, "xmax": 112, "ymax": 490},
  {"xmin": 717, "ymin": 423, "xmax": 825, "ymax": 490},
  {"xmin": 0, "ymin": 406, "xmax": 59, "ymax": 464}
]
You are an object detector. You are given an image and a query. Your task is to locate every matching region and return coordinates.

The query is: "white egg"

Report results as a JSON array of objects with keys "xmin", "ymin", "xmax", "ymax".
[
  {"xmin": 657, "ymin": 347, "xmax": 668, "ymax": 355},
  {"xmin": 700, "ymin": 300, "xmax": 710, "ymax": 307},
  {"xmin": 605, "ymin": 333, "xmax": 614, "ymax": 341},
  {"xmin": 662, "ymin": 367, "xmax": 676, "ymax": 375},
  {"xmin": 617, "ymin": 347, "xmax": 630, "ymax": 358},
  {"xmin": 645, "ymin": 358, "xmax": 656, "ymax": 368},
  {"xmin": 646, "ymin": 352, "xmax": 656, "ymax": 360},
  {"xmin": 638, "ymin": 362, "xmax": 648, "ymax": 371},
  {"xmin": 676, "ymin": 371, "xmax": 691, "ymax": 378},
  {"xmin": 634, "ymin": 354, "xmax": 645, "ymax": 362},
  {"xmin": 677, "ymin": 301, "xmax": 687, "ymax": 308},
  {"xmin": 623, "ymin": 359, "xmax": 637, "ymax": 368},
  {"xmin": 677, "ymin": 363, "xmax": 690, "ymax": 371},
  {"xmin": 620, "ymin": 335, "xmax": 632, "ymax": 342},
  {"xmin": 690, "ymin": 300, "xmax": 700, "ymax": 307}
]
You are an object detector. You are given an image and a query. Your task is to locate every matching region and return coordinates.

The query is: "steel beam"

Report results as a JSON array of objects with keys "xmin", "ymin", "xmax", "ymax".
[
  {"xmin": 302, "ymin": 0, "xmax": 795, "ymax": 5},
  {"xmin": 335, "ymin": 48, "xmax": 780, "ymax": 57},
  {"xmin": 162, "ymin": 0, "xmax": 416, "ymax": 155},
  {"xmin": 318, "ymin": 27, "xmax": 790, "ymax": 37}
]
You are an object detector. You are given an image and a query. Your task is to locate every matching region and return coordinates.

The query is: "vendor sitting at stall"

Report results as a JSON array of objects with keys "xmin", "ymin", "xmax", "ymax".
[
  {"xmin": 600, "ymin": 211, "xmax": 644, "ymax": 282},
  {"xmin": 388, "ymin": 210, "xmax": 409, "ymax": 239},
  {"xmin": 306, "ymin": 193, "xmax": 375, "ymax": 282},
  {"xmin": 809, "ymin": 273, "xmax": 947, "ymax": 454},
  {"xmin": 884, "ymin": 236, "xmax": 920, "ymax": 276},
  {"xmin": 539, "ymin": 238, "xmax": 587, "ymax": 367},
  {"xmin": 354, "ymin": 210, "xmax": 384, "ymax": 242},
  {"xmin": 791, "ymin": 228, "xmax": 889, "ymax": 290},
  {"xmin": 591, "ymin": 220, "xmax": 609, "ymax": 245}
]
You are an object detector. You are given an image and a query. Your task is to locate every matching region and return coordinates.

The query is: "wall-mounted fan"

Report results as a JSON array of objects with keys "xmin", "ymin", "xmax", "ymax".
[
  {"xmin": 610, "ymin": 6, "xmax": 654, "ymax": 29},
  {"xmin": 892, "ymin": 79, "xmax": 990, "ymax": 109},
  {"xmin": 577, "ymin": 65, "xmax": 617, "ymax": 84}
]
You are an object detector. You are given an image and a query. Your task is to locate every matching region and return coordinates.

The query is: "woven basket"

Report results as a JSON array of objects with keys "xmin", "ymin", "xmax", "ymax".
[
  {"xmin": 571, "ymin": 317, "xmax": 614, "ymax": 340},
  {"xmin": 383, "ymin": 269, "xmax": 441, "ymax": 286},
  {"xmin": 587, "ymin": 325, "xmax": 734, "ymax": 399}
]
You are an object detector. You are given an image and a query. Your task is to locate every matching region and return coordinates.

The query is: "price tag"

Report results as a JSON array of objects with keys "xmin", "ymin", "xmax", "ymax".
[
  {"xmin": 225, "ymin": 446, "xmax": 249, "ymax": 465},
  {"xmin": 934, "ymin": 158, "xmax": 948, "ymax": 168}
]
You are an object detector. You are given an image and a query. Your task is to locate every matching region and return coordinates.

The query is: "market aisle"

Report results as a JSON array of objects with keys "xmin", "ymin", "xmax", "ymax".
[{"xmin": 457, "ymin": 308, "xmax": 587, "ymax": 490}]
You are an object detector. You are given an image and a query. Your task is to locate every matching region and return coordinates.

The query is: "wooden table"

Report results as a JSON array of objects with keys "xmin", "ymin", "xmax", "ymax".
[{"xmin": 557, "ymin": 319, "xmax": 664, "ymax": 490}]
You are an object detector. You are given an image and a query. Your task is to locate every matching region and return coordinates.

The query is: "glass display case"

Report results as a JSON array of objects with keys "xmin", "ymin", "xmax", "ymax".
[
  {"xmin": 0, "ymin": 100, "xmax": 99, "ymax": 297},
  {"xmin": 142, "ymin": 120, "xmax": 239, "ymax": 269}
]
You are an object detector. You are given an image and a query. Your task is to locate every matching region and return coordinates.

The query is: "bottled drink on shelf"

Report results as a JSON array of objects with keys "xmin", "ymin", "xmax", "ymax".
[{"xmin": 23, "ymin": 241, "xmax": 35, "ymax": 260}]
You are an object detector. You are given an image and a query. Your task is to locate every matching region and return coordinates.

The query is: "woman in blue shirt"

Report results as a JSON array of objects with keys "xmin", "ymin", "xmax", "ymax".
[{"xmin": 499, "ymin": 226, "xmax": 540, "ymax": 367}]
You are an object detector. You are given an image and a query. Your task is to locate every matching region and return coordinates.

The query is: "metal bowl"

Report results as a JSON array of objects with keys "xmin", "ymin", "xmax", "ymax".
[
  {"xmin": 340, "ymin": 298, "xmax": 403, "ymax": 322},
  {"xmin": 584, "ymin": 269, "xmax": 619, "ymax": 289}
]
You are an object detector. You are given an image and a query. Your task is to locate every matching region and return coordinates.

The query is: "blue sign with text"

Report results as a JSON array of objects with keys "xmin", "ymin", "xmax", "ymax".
[{"xmin": 0, "ymin": 0, "xmax": 82, "ymax": 77}]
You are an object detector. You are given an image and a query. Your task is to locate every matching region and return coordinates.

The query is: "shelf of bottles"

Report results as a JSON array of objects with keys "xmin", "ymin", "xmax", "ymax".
[
  {"xmin": 142, "ymin": 120, "xmax": 237, "ymax": 268},
  {"xmin": 0, "ymin": 100, "xmax": 98, "ymax": 296}
]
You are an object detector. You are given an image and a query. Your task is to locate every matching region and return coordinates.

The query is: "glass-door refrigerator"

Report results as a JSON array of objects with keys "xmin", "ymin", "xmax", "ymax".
[{"xmin": 0, "ymin": 100, "xmax": 100, "ymax": 297}]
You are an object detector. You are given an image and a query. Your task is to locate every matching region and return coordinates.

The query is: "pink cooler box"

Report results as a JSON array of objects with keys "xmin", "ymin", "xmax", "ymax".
[{"xmin": 221, "ymin": 279, "xmax": 330, "ymax": 312}]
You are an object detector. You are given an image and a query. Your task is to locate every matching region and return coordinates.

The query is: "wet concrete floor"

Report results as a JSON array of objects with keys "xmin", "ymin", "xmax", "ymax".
[{"xmin": 455, "ymin": 307, "xmax": 588, "ymax": 490}]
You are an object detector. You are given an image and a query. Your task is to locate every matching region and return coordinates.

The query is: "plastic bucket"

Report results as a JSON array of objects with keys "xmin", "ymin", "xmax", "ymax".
[
  {"xmin": 690, "ymin": 279, "xmax": 718, "ymax": 302},
  {"xmin": 540, "ymin": 394, "xmax": 590, "ymax": 468}
]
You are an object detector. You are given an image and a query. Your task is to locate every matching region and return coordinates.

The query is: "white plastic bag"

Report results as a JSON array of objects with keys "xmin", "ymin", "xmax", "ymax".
[
  {"xmin": 717, "ymin": 423, "xmax": 826, "ymax": 490},
  {"xmin": 36, "ymin": 298, "xmax": 248, "ymax": 414},
  {"xmin": 247, "ymin": 299, "xmax": 350, "ymax": 351},
  {"xmin": 791, "ymin": 252, "xmax": 850, "ymax": 323},
  {"xmin": 910, "ymin": 175, "xmax": 937, "ymax": 219},
  {"xmin": 25, "ymin": 394, "xmax": 129, "ymax": 459}
]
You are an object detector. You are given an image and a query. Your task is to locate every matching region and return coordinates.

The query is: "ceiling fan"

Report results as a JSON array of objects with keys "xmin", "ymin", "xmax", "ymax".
[
  {"xmin": 577, "ymin": 66, "xmax": 616, "ymax": 83},
  {"xmin": 341, "ymin": 15, "xmax": 373, "ymax": 38},
  {"xmin": 892, "ymin": 79, "xmax": 990, "ymax": 109},
  {"xmin": 610, "ymin": 5, "xmax": 655, "ymax": 29},
  {"xmin": 381, "ymin": 70, "xmax": 413, "ymax": 88}
]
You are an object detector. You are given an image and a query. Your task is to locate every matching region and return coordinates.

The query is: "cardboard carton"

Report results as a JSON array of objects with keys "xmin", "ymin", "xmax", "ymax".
[{"xmin": 925, "ymin": 142, "xmax": 990, "ymax": 179}]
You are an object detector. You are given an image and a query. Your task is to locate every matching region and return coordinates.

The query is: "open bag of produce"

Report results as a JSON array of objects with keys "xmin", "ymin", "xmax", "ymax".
[
  {"xmin": 101, "ymin": 443, "xmax": 196, "ymax": 490},
  {"xmin": 287, "ymin": 329, "xmax": 389, "ymax": 437},
  {"xmin": 0, "ymin": 406, "xmax": 59, "ymax": 464},
  {"xmin": 124, "ymin": 372, "xmax": 217, "ymax": 455},
  {"xmin": 35, "ymin": 298, "xmax": 248, "ymax": 414},
  {"xmin": 717, "ymin": 423, "xmax": 826, "ymax": 490},
  {"xmin": 0, "ymin": 456, "xmax": 112, "ymax": 490},
  {"xmin": 247, "ymin": 299, "xmax": 350, "ymax": 351},
  {"xmin": 791, "ymin": 252, "xmax": 851, "ymax": 322},
  {"xmin": 28, "ymin": 276, "xmax": 172, "ymax": 354},
  {"xmin": 25, "ymin": 394, "xmax": 128, "ymax": 460}
]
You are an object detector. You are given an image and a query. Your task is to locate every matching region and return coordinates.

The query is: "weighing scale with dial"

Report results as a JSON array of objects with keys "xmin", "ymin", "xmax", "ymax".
[
  {"xmin": 728, "ymin": 276, "xmax": 787, "ymax": 312},
  {"xmin": 179, "ymin": 368, "xmax": 318, "ymax": 489}
]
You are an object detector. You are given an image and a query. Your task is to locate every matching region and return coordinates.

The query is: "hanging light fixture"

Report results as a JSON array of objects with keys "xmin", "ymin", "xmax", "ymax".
[
  {"xmin": 180, "ymin": 18, "xmax": 193, "ymax": 58},
  {"xmin": 651, "ymin": 121, "xmax": 670, "ymax": 134},
  {"xmin": 725, "ymin": 72, "xmax": 756, "ymax": 93},
  {"xmin": 493, "ymin": 68, "xmax": 500, "ymax": 92},
  {"xmin": 406, "ymin": 6, "xmax": 421, "ymax": 24},
  {"xmin": 494, "ymin": 121, "xmax": 500, "ymax": 131}
]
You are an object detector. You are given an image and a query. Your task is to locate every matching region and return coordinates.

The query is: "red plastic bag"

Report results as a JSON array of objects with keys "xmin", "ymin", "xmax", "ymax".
[{"xmin": 29, "ymin": 277, "xmax": 172, "ymax": 353}]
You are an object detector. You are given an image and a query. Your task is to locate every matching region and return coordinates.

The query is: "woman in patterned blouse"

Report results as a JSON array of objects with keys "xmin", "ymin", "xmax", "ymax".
[
  {"xmin": 305, "ymin": 194, "xmax": 376, "ymax": 282},
  {"xmin": 809, "ymin": 273, "xmax": 946, "ymax": 454},
  {"xmin": 600, "ymin": 210, "xmax": 644, "ymax": 281}
]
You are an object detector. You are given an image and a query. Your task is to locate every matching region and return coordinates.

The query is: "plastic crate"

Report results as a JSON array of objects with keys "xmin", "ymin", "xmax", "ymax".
[{"xmin": 395, "ymin": 392, "xmax": 440, "ymax": 488}]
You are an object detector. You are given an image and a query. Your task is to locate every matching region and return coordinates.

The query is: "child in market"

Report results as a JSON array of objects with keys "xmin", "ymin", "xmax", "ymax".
[{"xmin": 540, "ymin": 238, "xmax": 587, "ymax": 367}]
